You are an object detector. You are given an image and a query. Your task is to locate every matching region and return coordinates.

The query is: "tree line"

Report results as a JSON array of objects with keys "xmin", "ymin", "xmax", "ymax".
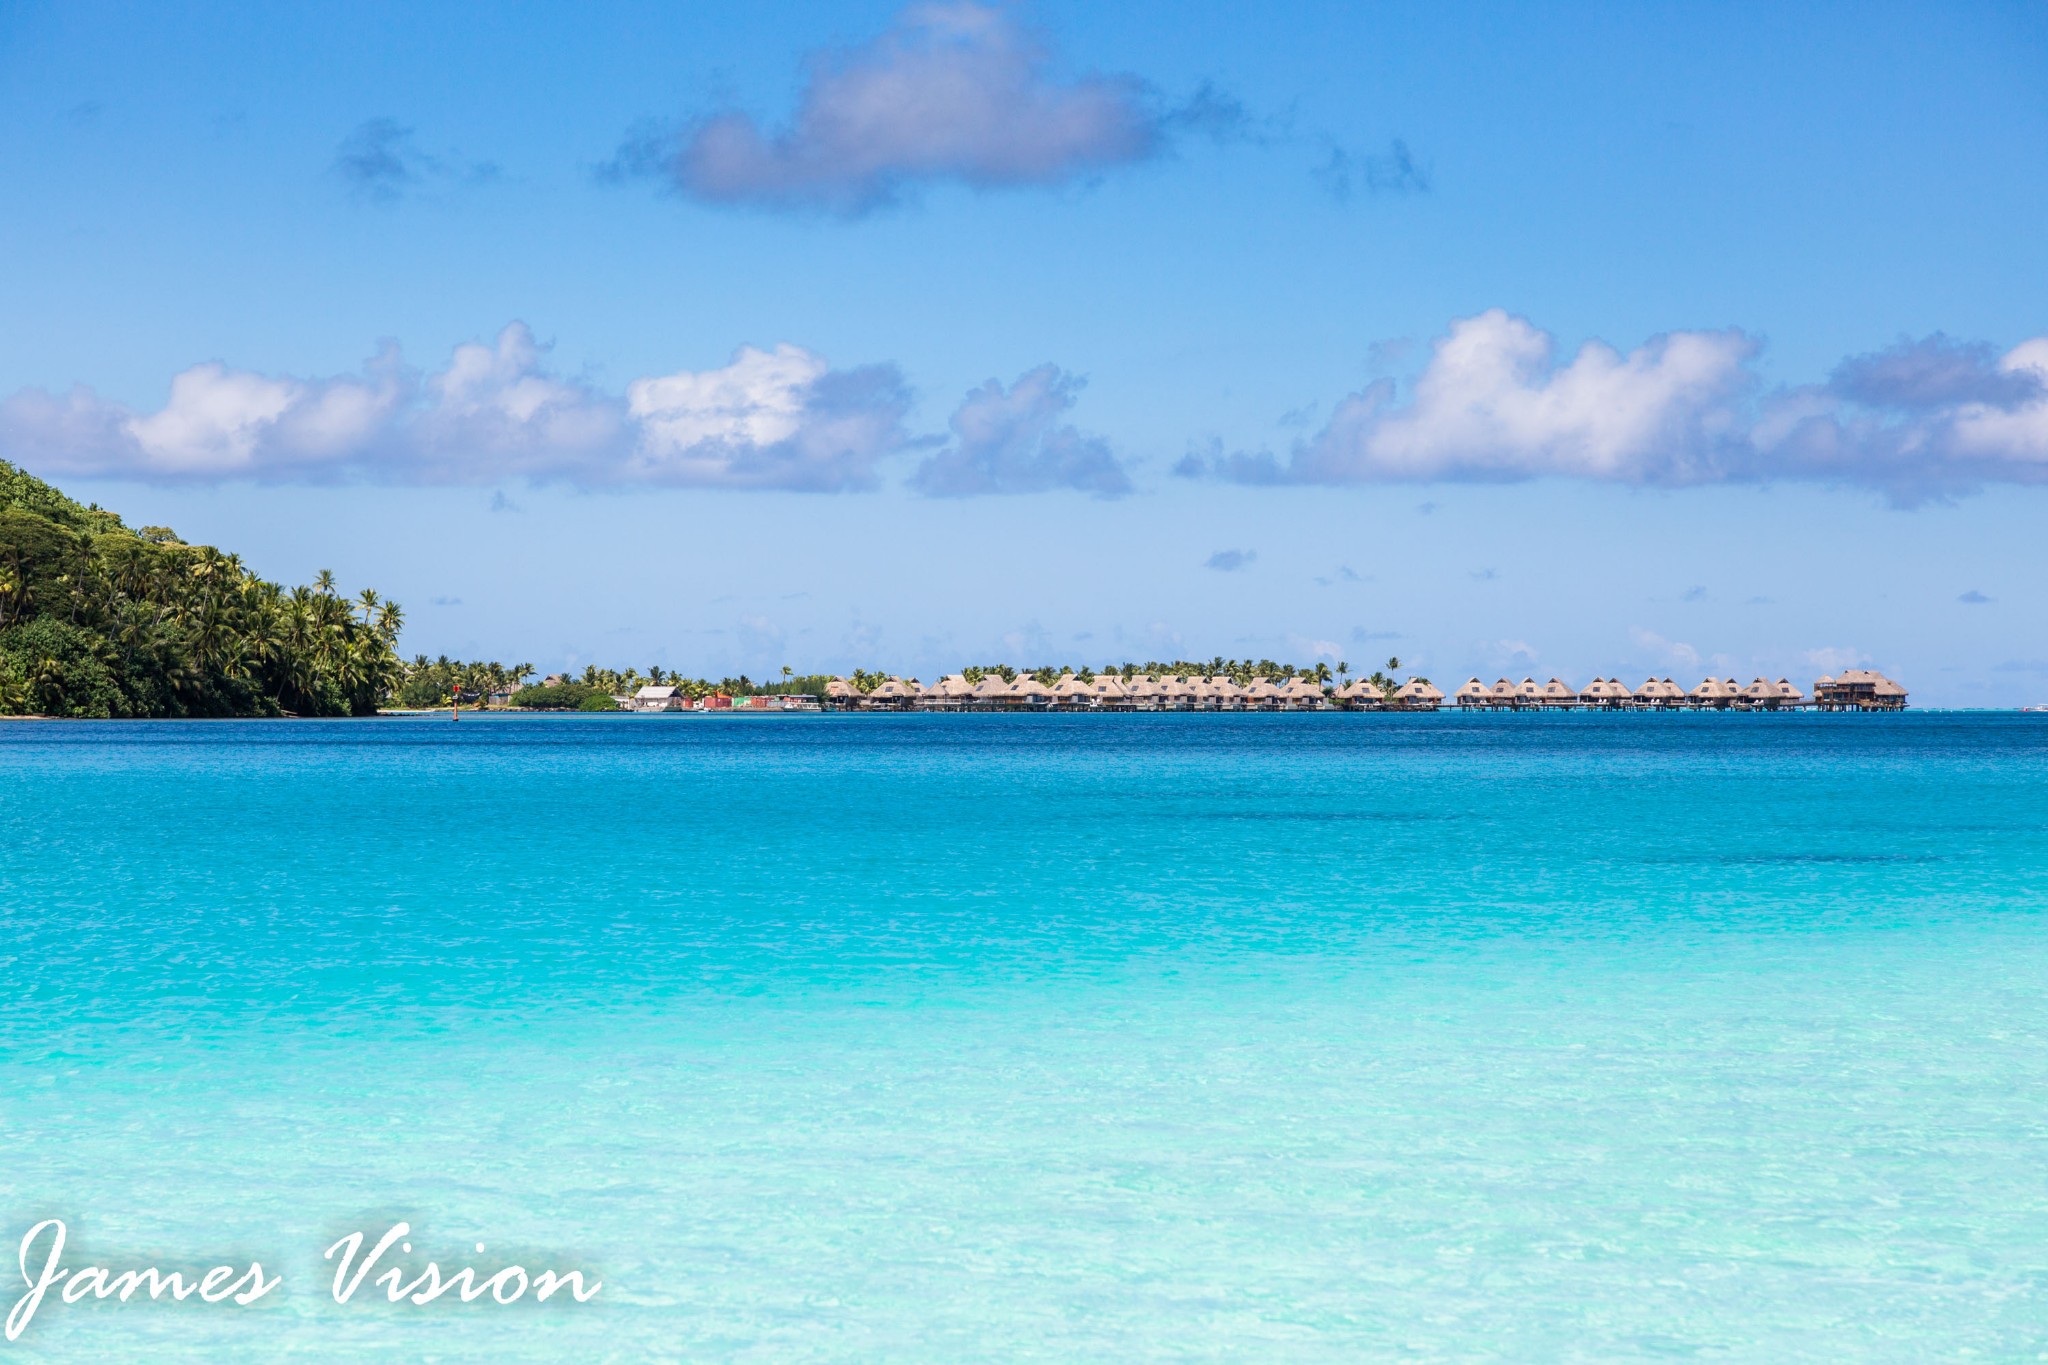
[
  {"xmin": 943, "ymin": 657, "xmax": 1412, "ymax": 696},
  {"xmin": 1, "ymin": 460, "xmax": 403, "ymax": 717}
]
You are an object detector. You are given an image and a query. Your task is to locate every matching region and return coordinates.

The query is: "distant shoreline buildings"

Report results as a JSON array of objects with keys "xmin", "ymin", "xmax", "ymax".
[{"xmin": 615, "ymin": 669, "xmax": 1909, "ymax": 714}]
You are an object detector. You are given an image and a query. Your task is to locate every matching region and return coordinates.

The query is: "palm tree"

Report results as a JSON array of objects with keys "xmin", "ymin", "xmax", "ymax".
[
  {"xmin": 356, "ymin": 587, "xmax": 380, "ymax": 624},
  {"xmin": 314, "ymin": 570, "xmax": 337, "ymax": 597}
]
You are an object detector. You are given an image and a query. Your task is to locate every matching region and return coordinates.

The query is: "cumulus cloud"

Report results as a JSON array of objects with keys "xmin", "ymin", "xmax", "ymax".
[
  {"xmin": 333, "ymin": 118, "xmax": 499, "ymax": 204},
  {"xmin": 1630, "ymin": 627, "xmax": 1701, "ymax": 672},
  {"xmin": 1829, "ymin": 334, "xmax": 2042, "ymax": 410},
  {"xmin": 1176, "ymin": 310, "xmax": 2048, "ymax": 503},
  {"xmin": 606, "ymin": 2, "xmax": 1228, "ymax": 213},
  {"xmin": 1203, "ymin": 549, "xmax": 1255, "ymax": 572},
  {"xmin": 910, "ymin": 364, "xmax": 1129, "ymax": 496},
  {"xmin": 0, "ymin": 325, "xmax": 911, "ymax": 490}
]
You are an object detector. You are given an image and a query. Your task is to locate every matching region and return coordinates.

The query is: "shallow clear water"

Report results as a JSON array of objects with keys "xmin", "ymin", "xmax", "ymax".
[{"xmin": 2, "ymin": 712, "xmax": 2046, "ymax": 1360}]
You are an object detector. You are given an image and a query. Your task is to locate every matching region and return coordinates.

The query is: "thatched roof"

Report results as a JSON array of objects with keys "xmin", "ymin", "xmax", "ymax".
[
  {"xmin": 826, "ymin": 678, "xmax": 858, "ymax": 698},
  {"xmin": 1396, "ymin": 678, "xmax": 1445, "ymax": 702},
  {"xmin": 1540, "ymin": 678, "xmax": 1575, "ymax": 699}
]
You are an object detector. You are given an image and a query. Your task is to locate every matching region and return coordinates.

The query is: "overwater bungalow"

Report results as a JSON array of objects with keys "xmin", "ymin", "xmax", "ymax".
[
  {"xmin": 920, "ymin": 674, "xmax": 973, "ymax": 709},
  {"xmin": 1632, "ymin": 678, "xmax": 1687, "ymax": 708},
  {"xmin": 1334, "ymin": 679, "xmax": 1381, "ymax": 709},
  {"xmin": 1688, "ymin": 677, "xmax": 1737, "ymax": 709},
  {"xmin": 794, "ymin": 666, "xmax": 1890, "ymax": 716},
  {"xmin": 1393, "ymin": 679, "xmax": 1445, "ymax": 710},
  {"xmin": 1577, "ymin": 677, "xmax": 1624, "ymax": 708},
  {"xmin": 1243, "ymin": 679, "xmax": 1282, "ymax": 709},
  {"xmin": 1050, "ymin": 672, "xmax": 1092, "ymax": 706},
  {"xmin": 1087, "ymin": 674, "xmax": 1129, "ymax": 706},
  {"xmin": 1736, "ymin": 676, "xmax": 1785, "ymax": 709},
  {"xmin": 1204, "ymin": 676, "xmax": 1249, "ymax": 709},
  {"xmin": 868, "ymin": 677, "xmax": 920, "ymax": 708},
  {"xmin": 1813, "ymin": 670, "xmax": 1907, "ymax": 711},
  {"xmin": 1278, "ymin": 677, "xmax": 1328, "ymax": 709}
]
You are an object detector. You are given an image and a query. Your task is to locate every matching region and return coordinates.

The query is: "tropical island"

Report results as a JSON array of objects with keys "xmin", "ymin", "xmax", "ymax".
[
  {"xmin": 2, "ymin": 460, "xmax": 1907, "ymax": 718},
  {"xmin": 1, "ymin": 460, "xmax": 401, "ymax": 717}
]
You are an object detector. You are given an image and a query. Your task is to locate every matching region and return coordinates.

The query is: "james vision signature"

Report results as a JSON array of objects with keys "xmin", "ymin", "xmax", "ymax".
[{"xmin": 6, "ymin": 1219, "xmax": 600, "ymax": 1340}]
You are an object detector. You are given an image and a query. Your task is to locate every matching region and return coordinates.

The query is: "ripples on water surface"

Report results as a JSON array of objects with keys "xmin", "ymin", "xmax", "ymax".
[{"xmin": 3, "ymin": 712, "xmax": 2045, "ymax": 1360}]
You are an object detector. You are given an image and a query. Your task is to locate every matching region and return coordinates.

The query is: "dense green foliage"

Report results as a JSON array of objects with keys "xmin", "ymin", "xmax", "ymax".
[
  {"xmin": 394, "ymin": 656, "xmax": 536, "ymax": 708},
  {"xmin": 0, "ymin": 460, "xmax": 404, "ymax": 717},
  {"xmin": 519, "ymin": 665, "xmax": 832, "ymax": 701},
  {"xmin": 961, "ymin": 657, "xmax": 1406, "ymax": 687},
  {"xmin": 509, "ymin": 681, "xmax": 610, "ymax": 710}
]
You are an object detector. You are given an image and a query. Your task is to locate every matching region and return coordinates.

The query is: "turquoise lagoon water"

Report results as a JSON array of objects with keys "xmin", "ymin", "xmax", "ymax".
[{"xmin": 2, "ymin": 711, "xmax": 2046, "ymax": 1360}]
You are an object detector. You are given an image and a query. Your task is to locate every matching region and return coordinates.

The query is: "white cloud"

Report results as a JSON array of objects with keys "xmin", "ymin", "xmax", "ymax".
[
  {"xmin": 1803, "ymin": 646, "xmax": 1867, "ymax": 674},
  {"xmin": 1630, "ymin": 628, "xmax": 1701, "ymax": 672},
  {"xmin": 1182, "ymin": 310, "xmax": 2048, "ymax": 503},
  {"xmin": 607, "ymin": 2, "xmax": 1203, "ymax": 214},
  {"xmin": 629, "ymin": 344, "xmax": 823, "ymax": 451},
  {"xmin": 1286, "ymin": 634, "xmax": 1344, "ymax": 660},
  {"xmin": 911, "ymin": 364, "xmax": 1129, "ymax": 496},
  {"xmin": 2, "ymin": 325, "xmax": 911, "ymax": 491}
]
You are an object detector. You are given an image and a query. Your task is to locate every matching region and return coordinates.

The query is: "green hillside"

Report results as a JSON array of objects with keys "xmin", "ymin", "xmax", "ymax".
[{"xmin": 0, "ymin": 461, "xmax": 402, "ymax": 717}]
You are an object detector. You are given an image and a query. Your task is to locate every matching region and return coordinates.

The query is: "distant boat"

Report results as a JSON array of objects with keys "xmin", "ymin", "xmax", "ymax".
[{"xmin": 2025, "ymin": 705, "xmax": 2048, "ymax": 713}]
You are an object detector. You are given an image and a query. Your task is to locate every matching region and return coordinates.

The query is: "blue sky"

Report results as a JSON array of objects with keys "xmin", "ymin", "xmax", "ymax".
[{"xmin": 3, "ymin": 1, "xmax": 2045, "ymax": 701}]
